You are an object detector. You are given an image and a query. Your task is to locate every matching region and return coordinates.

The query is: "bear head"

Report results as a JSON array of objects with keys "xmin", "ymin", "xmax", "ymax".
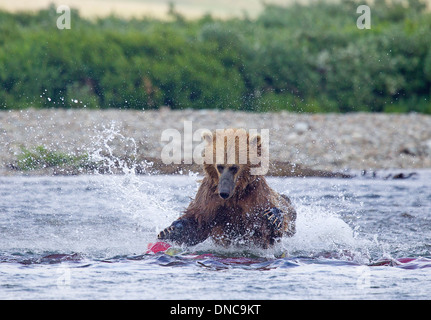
[{"xmin": 201, "ymin": 128, "xmax": 267, "ymax": 200}]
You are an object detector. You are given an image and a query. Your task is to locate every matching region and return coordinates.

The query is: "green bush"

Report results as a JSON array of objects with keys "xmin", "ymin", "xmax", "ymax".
[
  {"xmin": 16, "ymin": 145, "xmax": 89, "ymax": 171},
  {"xmin": 0, "ymin": 0, "xmax": 430, "ymax": 113}
]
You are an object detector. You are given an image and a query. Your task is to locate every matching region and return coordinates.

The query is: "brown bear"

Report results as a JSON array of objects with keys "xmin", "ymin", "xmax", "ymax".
[{"xmin": 158, "ymin": 128, "xmax": 296, "ymax": 248}]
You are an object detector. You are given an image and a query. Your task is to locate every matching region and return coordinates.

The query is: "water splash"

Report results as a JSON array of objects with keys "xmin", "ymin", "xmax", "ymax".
[
  {"xmin": 76, "ymin": 125, "xmax": 390, "ymax": 263},
  {"xmin": 87, "ymin": 121, "xmax": 140, "ymax": 175},
  {"xmin": 280, "ymin": 203, "xmax": 373, "ymax": 264},
  {"xmin": 83, "ymin": 121, "xmax": 195, "ymax": 243}
]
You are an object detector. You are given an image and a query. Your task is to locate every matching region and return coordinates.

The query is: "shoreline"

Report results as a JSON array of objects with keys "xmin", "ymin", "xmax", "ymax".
[{"xmin": 1, "ymin": 108, "xmax": 431, "ymax": 177}]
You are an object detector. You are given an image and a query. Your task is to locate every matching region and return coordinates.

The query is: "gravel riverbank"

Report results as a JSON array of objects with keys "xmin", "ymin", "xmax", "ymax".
[{"xmin": 1, "ymin": 108, "xmax": 431, "ymax": 176}]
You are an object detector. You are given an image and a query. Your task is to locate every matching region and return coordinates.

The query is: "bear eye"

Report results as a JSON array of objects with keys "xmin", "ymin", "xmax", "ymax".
[
  {"xmin": 217, "ymin": 165, "xmax": 224, "ymax": 173},
  {"xmin": 229, "ymin": 166, "xmax": 238, "ymax": 174}
]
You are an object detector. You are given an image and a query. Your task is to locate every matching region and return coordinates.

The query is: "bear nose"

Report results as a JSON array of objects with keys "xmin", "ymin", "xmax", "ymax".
[{"xmin": 219, "ymin": 192, "xmax": 230, "ymax": 199}]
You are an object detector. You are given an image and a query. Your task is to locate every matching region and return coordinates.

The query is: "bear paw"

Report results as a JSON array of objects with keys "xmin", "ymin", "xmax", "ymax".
[
  {"xmin": 263, "ymin": 207, "xmax": 284, "ymax": 231},
  {"xmin": 158, "ymin": 219, "xmax": 185, "ymax": 242}
]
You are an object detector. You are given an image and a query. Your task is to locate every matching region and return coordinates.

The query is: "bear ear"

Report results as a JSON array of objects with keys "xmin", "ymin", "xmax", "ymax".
[
  {"xmin": 201, "ymin": 129, "xmax": 213, "ymax": 145},
  {"xmin": 249, "ymin": 133, "xmax": 262, "ymax": 148}
]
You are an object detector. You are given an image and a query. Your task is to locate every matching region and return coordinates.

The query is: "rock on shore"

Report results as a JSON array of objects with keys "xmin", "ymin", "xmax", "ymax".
[{"xmin": 1, "ymin": 108, "xmax": 431, "ymax": 175}]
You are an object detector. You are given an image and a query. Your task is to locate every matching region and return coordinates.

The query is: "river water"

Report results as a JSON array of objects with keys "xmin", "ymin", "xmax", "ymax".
[{"xmin": 1, "ymin": 171, "xmax": 430, "ymax": 299}]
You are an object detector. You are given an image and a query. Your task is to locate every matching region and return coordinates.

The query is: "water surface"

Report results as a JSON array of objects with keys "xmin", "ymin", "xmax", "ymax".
[{"xmin": 1, "ymin": 171, "xmax": 430, "ymax": 299}]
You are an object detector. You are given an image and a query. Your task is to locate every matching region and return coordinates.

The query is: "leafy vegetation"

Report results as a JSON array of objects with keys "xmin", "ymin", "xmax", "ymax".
[
  {"xmin": 15, "ymin": 146, "xmax": 90, "ymax": 171},
  {"xmin": 1, "ymin": 0, "xmax": 430, "ymax": 113}
]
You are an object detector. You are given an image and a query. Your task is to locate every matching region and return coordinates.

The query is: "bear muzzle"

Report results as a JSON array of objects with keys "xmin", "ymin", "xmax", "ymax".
[{"xmin": 218, "ymin": 172, "xmax": 235, "ymax": 200}]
